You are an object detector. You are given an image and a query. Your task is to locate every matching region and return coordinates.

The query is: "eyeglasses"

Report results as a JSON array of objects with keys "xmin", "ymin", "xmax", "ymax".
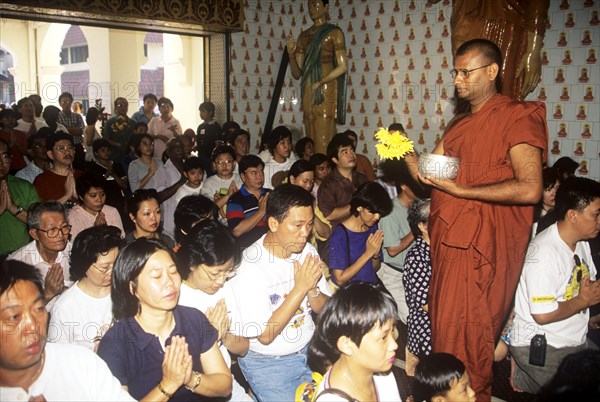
[
  {"xmin": 199, "ymin": 265, "xmax": 236, "ymax": 282},
  {"xmin": 54, "ymin": 145, "xmax": 75, "ymax": 153},
  {"xmin": 449, "ymin": 63, "xmax": 493, "ymax": 79},
  {"xmin": 91, "ymin": 263, "xmax": 113, "ymax": 275},
  {"xmin": 215, "ymin": 160, "xmax": 234, "ymax": 166},
  {"xmin": 36, "ymin": 224, "xmax": 72, "ymax": 238},
  {"xmin": 0, "ymin": 153, "xmax": 11, "ymax": 161}
]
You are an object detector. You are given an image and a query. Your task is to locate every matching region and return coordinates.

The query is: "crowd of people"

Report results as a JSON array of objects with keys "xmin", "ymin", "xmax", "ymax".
[{"xmin": 1, "ymin": 37, "xmax": 599, "ymax": 402}]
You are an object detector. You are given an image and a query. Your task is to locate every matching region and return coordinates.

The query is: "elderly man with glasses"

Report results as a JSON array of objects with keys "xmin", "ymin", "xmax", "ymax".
[
  {"xmin": 7, "ymin": 201, "xmax": 73, "ymax": 308},
  {"xmin": 404, "ymin": 38, "xmax": 548, "ymax": 400}
]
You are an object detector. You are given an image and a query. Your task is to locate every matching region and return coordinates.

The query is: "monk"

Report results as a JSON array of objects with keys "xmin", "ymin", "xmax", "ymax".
[
  {"xmin": 405, "ymin": 39, "xmax": 548, "ymax": 401},
  {"xmin": 287, "ymin": 0, "xmax": 347, "ymax": 154},
  {"xmin": 431, "ymin": 0, "xmax": 549, "ymax": 101}
]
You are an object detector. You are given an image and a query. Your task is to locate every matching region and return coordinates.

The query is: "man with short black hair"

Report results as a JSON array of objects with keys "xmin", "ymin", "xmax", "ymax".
[
  {"xmin": 226, "ymin": 154, "xmax": 270, "ymax": 248},
  {"xmin": 131, "ymin": 93, "xmax": 159, "ymax": 125},
  {"xmin": 0, "ymin": 260, "xmax": 135, "ymax": 401},
  {"xmin": 15, "ymin": 128, "xmax": 51, "ymax": 184},
  {"xmin": 57, "ymin": 92, "xmax": 85, "ymax": 169},
  {"xmin": 510, "ymin": 177, "xmax": 600, "ymax": 394},
  {"xmin": 229, "ymin": 183, "xmax": 331, "ymax": 402}
]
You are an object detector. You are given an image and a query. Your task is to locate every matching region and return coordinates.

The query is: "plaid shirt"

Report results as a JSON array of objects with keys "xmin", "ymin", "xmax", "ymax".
[{"xmin": 58, "ymin": 111, "xmax": 85, "ymax": 144}]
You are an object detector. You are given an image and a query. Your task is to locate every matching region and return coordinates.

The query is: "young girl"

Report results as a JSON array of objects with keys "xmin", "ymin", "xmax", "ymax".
[
  {"xmin": 413, "ymin": 353, "xmax": 476, "ymax": 402},
  {"xmin": 308, "ymin": 282, "xmax": 401, "ymax": 401},
  {"xmin": 329, "ymin": 182, "xmax": 392, "ymax": 286}
]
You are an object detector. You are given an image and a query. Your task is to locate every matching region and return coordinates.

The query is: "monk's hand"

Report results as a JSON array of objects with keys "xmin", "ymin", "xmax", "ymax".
[
  {"xmin": 286, "ymin": 33, "xmax": 296, "ymax": 54},
  {"xmin": 418, "ymin": 172, "xmax": 463, "ymax": 197}
]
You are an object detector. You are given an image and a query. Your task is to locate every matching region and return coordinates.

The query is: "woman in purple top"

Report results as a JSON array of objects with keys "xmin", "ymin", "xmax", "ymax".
[
  {"xmin": 97, "ymin": 238, "xmax": 232, "ymax": 401},
  {"xmin": 329, "ymin": 182, "xmax": 392, "ymax": 286}
]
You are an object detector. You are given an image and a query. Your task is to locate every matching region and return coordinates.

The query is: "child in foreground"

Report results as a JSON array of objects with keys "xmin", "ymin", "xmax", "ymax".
[
  {"xmin": 307, "ymin": 282, "xmax": 402, "ymax": 401},
  {"xmin": 413, "ymin": 353, "xmax": 476, "ymax": 402}
]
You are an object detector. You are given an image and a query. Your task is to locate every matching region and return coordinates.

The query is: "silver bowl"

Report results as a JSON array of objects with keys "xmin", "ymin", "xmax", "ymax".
[{"xmin": 418, "ymin": 153, "xmax": 460, "ymax": 180}]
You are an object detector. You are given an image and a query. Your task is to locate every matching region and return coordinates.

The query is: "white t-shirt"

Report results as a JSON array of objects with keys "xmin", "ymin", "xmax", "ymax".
[
  {"xmin": 7, "ymin": 240, "xmax": 73, "ymax": 287},
  {"xmin": 314, "ymin": 369, "xmax": 402, "ymax": 402},
  {"xmin": 178, "ymin": 283, "xmax": 253, "ymax": 402},
  {"xmin": 229, "ymin": 235, "xmax": 331, "ymax": 355},
  {"xmin": 201, "ymin": 173, "xmax": 243, "ymax": 200},
  {"xmin": 161, "ymin": 160, "xmax": 184, "ymax": 237},
  {"xmin": 0, "ymin": 342, "xmax": 135, "ymax": 401},
  {"xmin": 512, "ymin": 223, "xmax": 597, "ymax": 348},
  {"xmin": 173, "ymin": 183, "xmax": 203, "ymax": 209},
  {"xmin": 263, "ymin": 156, "xmax": 294, "ymax": 190},
  {"xmin": 15, "ymin": 118, "xmax": 48, "ymax": 134},
  {"xmin": 48, "ymin": 282, "xmax": 113, "ymax": 350}
]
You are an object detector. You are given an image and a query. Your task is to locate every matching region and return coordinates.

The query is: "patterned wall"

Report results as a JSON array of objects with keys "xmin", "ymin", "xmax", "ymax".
[{"xmin": 229, "ymin": 0, "xmax": 599, "ymax": 180}]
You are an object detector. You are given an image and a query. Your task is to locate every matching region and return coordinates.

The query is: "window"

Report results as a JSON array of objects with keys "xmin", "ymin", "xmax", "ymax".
[
  {"xmin": 70, "ymin": 45, "xmax": 88, "ymax": 63},
  {"xmin": 60, "ymin": 48, "xmax": 68, "ymax": 64}
]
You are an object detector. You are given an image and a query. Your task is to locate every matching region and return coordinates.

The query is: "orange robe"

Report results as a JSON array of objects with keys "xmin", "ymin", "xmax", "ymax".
[{"xmin": 428, "ymin": 94, "xmax": 548, "ymax": 401}]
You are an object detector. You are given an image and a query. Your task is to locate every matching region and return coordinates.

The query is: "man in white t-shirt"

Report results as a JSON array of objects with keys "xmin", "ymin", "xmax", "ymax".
[
  {"xmin": 0, "ymin": 260, "xmax": 134, "ymax": 401},
  {"xmin": 229, "ymin": 183, "xmax": 331, "ymax": 402},
  {"xmin": 510, "ymin": 177, "xmax": 600, "ymax": 394}
]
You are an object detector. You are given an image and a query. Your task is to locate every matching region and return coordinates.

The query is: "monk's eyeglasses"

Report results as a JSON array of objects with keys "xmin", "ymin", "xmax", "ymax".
[{"xmin": 449, "ymin": 63, "xmax": 493, "ymax": 79}]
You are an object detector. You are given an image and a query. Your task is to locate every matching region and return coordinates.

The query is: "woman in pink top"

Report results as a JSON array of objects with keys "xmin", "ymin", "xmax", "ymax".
[
  {"xmin": 148, "ymin": 97, "xmax": 182, "ymax": 160},
  {"xmin": 68, "ymin": 172, "xmax": 124, "ymax": 240}
]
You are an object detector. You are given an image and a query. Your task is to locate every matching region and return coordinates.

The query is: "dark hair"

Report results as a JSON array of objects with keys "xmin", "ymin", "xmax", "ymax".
[
  {"xmin": 413, "ymin": 353, "xmax": 467, "ymax": 402},
  {"xmin": 388, "ymin": 123, "xmax": 405, "ymax": 132},
  {"xmin": 239, "ymin": 154, "xmax": 264, "ymax": 174},
  {"xmin": 294, "ymin": 137, "xmax": 314, "ymax": 159},
  {"xmin": 133, "ymin": 121, "xmax": 148, "ymax": 131},
  {"xmin": 537, "ymin": 350, "xmax": 600, "ymax": 401},
  {"xmin": 1, "ymin": 260, "xmax": 44, "ymax": 298},
  {"xmin": 327, "ymin": 133, "xmax": 355, "ymax": 162},
  {"xmin": 266, "ymin": 183, "xmax": 313, "ymax": 222},
  {"xmin": 350, "ymin": 182, "xmax": 393, "ymax": 217},
  {"xmin": 173, "ymin": 194, "xmax": 218, "ymax": 243},
  {"xmin": 42, "ymin": 105, "xmax": 61, "ymax": 123},
  {"xmin": 76, "ymin": 172, "xmax": 107, "ymax": 201},
  {"xmin": 58, "ymin": 92, "xmax": 74, "ymax": 103},
  {"xmin": 69, "ymin": 225, "xmax": 122, "ymax": 281},
  {"xmin": 308, "ymin": 282, "xmax": 397, "ymax": 374},
  {"xmin": 135, "ymin": 133, "xmax": 154, "ymax": 157},
  {"xmin": 113, "ymin": 97, "xmax": 128, "ymax": 109},
  {"xmin": 127, "ymin": 133, "xmax": 142, "ymax": 152},
  {"xmin": 46, "ymin": 131, "xmax": 73, "ymax": 151},
  {"xmin": 158, "ymin": 97, "xmax": 174, "ymax": 110},
  {"xmin": 183, "ymin": 156, "xmax": 204, "ymax": 172},
  {"xmin": 27, "ymin": 128, "xmax": 50, "ymax": 150},
  {"xmin": 127, "ymin": 189, "xmax": 159, "ymax": 217},
  {"xmin": 228, "ymin": 128, "xmax": 250, "ymax": 147},
  {"xmin": 222, "ymin": 120, "xmax": 241, "ymax": 135},
  {"xmin": 199, "ymin": 101, "xmax": 215, "ymax": 114},
  {"xmin": 143, "ymin": 93, "xmax": 158, "ymax": 103},
  {"xmin": 0, "ymin": 108, "xmax": 16, "ymax": 127},
  {"xmin": 85, "ymin": 107, "xmax": 100, "ymax": 125},
  {"xmin": 288, "ymin": 159, "xmax": 313, "ymax": 181},
  {"xmin": 92, "ymin": 138, "xmax": 111, "ymax": 154},
  {"xmin": 455, "ymin": 38, "xmax": 503, "ymax": 93},
  {"xmin": 408, "ymin": 198, "xmax": 430, "ymax": 237},
  {"xmin": 554, "ymin": 177, "xmax": 600, "ymax": 221},
  {"xmin": 553, "ymin": 157, "xmax": 579, "ymax": 180},
  {"xmin": 176, "ymin": 220, "xmax": 241, "ymax": 280},
  {"xmin": 211, "ymin": 144, "xmax": 236, "ymax": 162},
  {"xmin": 28, "ymin": 94, "xmax": 43, "ymax": 116},
  {"xmin": 344, "ymin": 129, "xmax": 358, "ymax": 143},
  {"xmin": 267, "ymin": 126, "xmax": 292, "ymax": 154},
  {"xmin": 309, "ymin": 153, "xmax": 329, "ymax": 168},
  {"xmin": 27, "ymin": 201, "xmax": 66, "ymax": 231},
  {"xmin": 542, "ymin": 167, "xmax": 559, "ymax": 191},
  {"xmin": 111, "ymin": 238, "xmax": 177, "ymax": 319}
]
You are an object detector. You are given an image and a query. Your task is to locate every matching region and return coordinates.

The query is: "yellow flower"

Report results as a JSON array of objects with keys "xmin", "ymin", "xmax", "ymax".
[{"xmin": 374, "ymin": 128, "xmax": 414, "ymax": 160}]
